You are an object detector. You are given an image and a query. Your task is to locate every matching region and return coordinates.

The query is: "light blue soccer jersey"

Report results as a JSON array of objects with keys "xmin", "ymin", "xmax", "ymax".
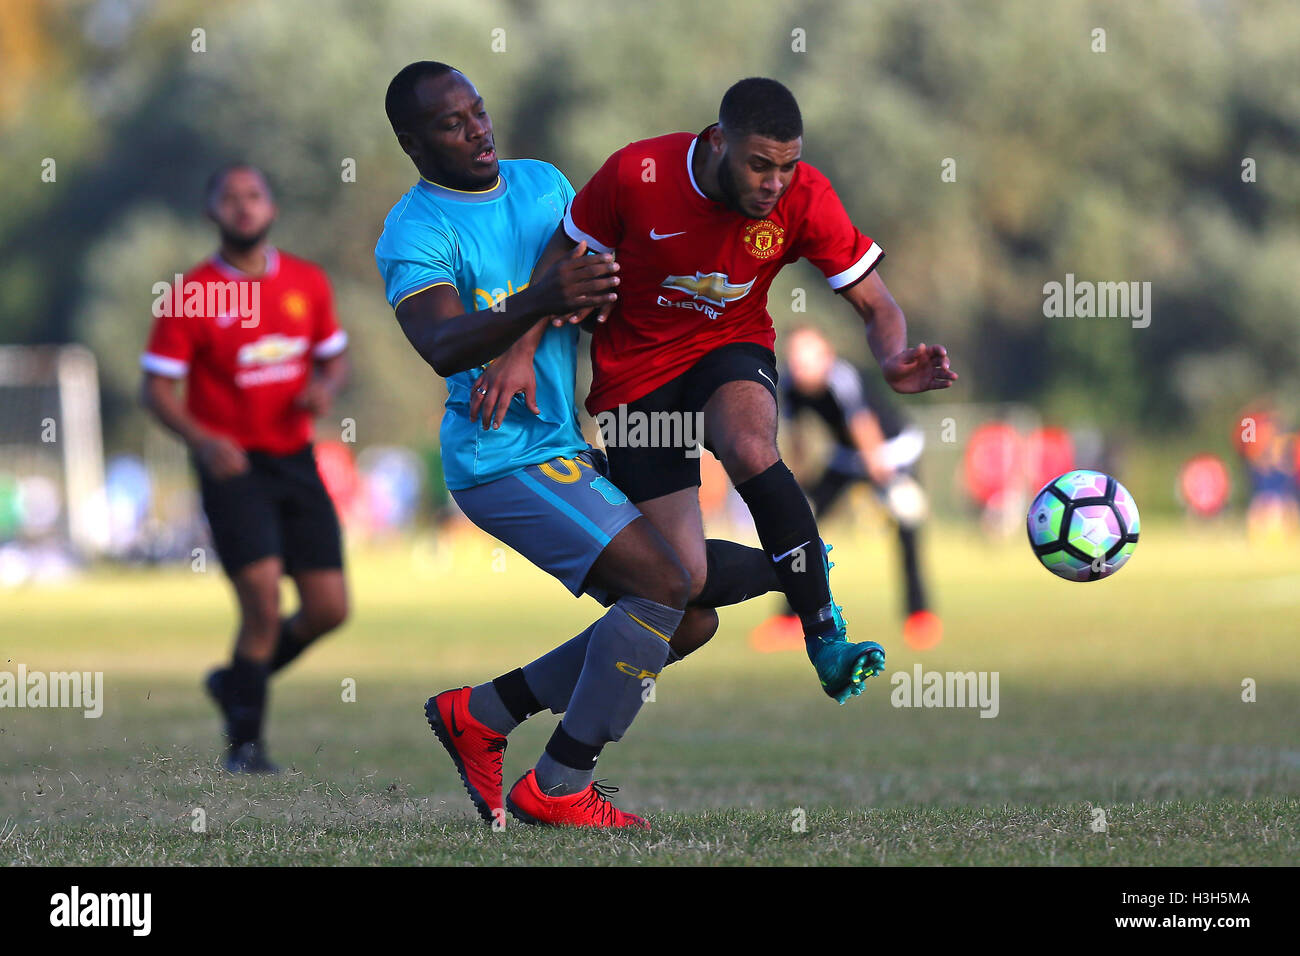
[{"xmin": 375, "ymin": 160, "xmax": 585, "ymax": 490}]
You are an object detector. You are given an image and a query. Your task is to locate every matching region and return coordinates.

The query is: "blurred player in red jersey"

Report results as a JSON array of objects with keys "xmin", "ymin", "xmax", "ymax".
[
  {"xmin": 140, "ymin": 164, "xmax": 350, "ymax": 772},
  {"xmin": 479, "ymin": 77, "xmax": 957, "ymax": 703}
]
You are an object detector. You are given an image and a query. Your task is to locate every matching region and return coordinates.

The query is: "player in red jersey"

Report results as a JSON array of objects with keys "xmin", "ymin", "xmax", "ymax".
[
  {"xmin": 141, "ymin": 164, "xmax": 350, "ymax": 772},
  {"xmin": 483, "ymin": 78, "xmax": 957, "ymax": 703}
]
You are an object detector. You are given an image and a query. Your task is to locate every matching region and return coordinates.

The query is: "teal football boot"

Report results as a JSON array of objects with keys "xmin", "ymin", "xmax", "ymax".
[{"xmin": 804, "ymin": 544, "xmax": 886, "ymax": 704}]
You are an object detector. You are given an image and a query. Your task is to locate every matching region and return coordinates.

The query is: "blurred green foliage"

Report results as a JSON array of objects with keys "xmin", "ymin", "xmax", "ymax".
[{"xmin": 2, "ymin": 0, "xmax": 1298, "ymax": 454}]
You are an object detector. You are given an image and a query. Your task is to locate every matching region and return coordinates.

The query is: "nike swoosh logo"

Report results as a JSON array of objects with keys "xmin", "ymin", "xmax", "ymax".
[
  {"xmin": 449, "ymin": 705, "xmax": 466, "ymax": 737},
  {"xmin": 772, "ymin": 540, "xmax": 811, "ymax": 563},
  {"xmin": 757, "ymin": 368, "xmax": 776, "ymax": 387},
  {"xmin": 649, "ymin": 228, "xmax": 686, "ymax": 240}
]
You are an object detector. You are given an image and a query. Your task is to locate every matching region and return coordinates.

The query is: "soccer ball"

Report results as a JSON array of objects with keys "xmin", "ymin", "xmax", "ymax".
[{"xmin": 1026, "ymin": 469, "xmax": 1140, "ymax": 581}]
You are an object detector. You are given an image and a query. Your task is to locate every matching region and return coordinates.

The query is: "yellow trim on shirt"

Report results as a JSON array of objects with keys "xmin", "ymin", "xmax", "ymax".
[
  {"xmin": 419, "ymin": 175, "xmax": 502, "ymax": 194},
  {"xmin": 393, "ymin": 281, "xmax": 454, "ymax": 310}
]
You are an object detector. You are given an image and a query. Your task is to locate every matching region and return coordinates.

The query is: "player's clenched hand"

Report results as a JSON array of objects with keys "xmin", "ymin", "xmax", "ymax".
[
  {"xmin": 194, "ymin": 434, "xmax": 249, "ymax": 480},
  {"xmin": 293, "ymin": 380, "xmax": 334, "ymax": 417},
  {"xmin": 469, "ymin": 345, "xmax": 539, "ymax": 430},
  {"xmin": 881, "ymin": 343, "xmax": 958, "ymax": 394},
  {"xmin": 534, "ymin": 240, "xmax": 619, "ymax": 322}
]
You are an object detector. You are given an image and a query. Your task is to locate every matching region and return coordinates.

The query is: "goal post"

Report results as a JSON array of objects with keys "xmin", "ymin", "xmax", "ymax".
[{"xmin": 0, "ymin": 344, "xmax": 109, "ymax": 557}]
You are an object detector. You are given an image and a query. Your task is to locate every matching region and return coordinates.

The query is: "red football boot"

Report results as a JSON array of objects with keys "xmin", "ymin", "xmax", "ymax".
[
  {"xmin": 506, "ymin": 769, "xmax": 650, "ymax": 830},
  {"xmin": 425, "ymin": 687, "xmax": 508, "ymax": 825}
]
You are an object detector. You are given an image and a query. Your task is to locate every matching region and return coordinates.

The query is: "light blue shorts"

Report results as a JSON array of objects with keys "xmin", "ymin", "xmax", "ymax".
[{"xmin": 451, "ymin": 447, "xmax": 640, "ymax": 599}]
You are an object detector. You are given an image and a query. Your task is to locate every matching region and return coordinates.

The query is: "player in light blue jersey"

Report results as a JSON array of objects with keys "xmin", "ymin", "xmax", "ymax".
[
  {"xmin": 376, "ymin": 62, "xmax": 777, "ymax": 830},
  {"xmin": 376, "ymin": 148, "xmax": 585, "ymax": 490}
]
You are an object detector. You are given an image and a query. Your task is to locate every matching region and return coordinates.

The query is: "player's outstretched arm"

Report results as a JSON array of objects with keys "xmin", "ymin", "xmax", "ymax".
[
  {"xmin": 396, "ymin": 241, "xmax": 618, "ymax": 377},
  {"xmin": 841, "ymin": 272, "xmax": 958, "ymax": 394}
]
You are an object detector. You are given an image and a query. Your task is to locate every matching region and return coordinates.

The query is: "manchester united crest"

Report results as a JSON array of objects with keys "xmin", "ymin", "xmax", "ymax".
[
  {"xmin": 743, "ymin": 219, "xmax": 785, "ymax": 259},
  {"xmin": 281, "ymin": 291, "xmax": 309, "ymax": 320}
]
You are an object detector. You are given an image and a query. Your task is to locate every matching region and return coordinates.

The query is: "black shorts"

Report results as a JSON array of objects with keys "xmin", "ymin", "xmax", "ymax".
[
  {"xmin": 602, "ymin": 342, "xmax": 778, "ymax": 503},
  {"xmin": 195, "ymin": 444, "xmax": 343, "ymax": 576}
]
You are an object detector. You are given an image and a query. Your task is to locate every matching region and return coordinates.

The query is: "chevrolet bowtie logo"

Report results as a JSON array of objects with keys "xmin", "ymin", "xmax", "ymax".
[
  {"xmin": 660, "ymin": 271, "xmax": 755, "ymax": 308},
  {"xmin": 237, "ymin": 334, "xmax": 309, "ymax": 366}
]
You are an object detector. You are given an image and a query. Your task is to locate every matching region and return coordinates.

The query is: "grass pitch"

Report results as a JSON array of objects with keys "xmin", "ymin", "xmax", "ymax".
[{"xmin": 2, "ymin": 523, "xmax": 1297, "ymax": 865}]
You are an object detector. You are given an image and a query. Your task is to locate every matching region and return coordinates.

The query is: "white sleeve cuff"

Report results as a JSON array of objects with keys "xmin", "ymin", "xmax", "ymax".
[
  {"xmin": 313, "ymin": 329, "xmax": 349, "ymax": 359},
  {"xmin": 140, "ymin": 352, "xmax": 189, "ymax": 378},
  {"xmin": 827, "ymin": 241, "xmax": 884, "ymax": 290},
  {"xmin": 563, "ymin": 205, "xmax": 614, "ymax": 254}
]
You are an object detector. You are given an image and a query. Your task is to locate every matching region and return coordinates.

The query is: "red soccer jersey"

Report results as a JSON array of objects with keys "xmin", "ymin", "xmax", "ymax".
[
  {"xmin": 565, "ymin": 130, "xmax": 883, "ymax": 414},
  {"xmin": 141, "ymin": 249, "xmax": 348, "ymax": 455}
]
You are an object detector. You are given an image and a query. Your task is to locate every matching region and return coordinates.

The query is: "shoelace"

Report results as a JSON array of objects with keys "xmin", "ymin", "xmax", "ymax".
[
  {"xmin": 483, "ymin": 736, "xmax": 506, "ymax": 774},
  {"xmin": 576, "ymin": 779, "xmax": 621, "ymax": 825}
]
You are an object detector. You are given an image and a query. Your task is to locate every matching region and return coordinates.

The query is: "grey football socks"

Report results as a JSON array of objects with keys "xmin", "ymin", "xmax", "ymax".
[
  {"xmin": 473, "ymin": 607, "xmax": 689, "ymax": 739},
  {"xmin": 534, "ymin": 595, "xmax": 680, "ymax": 796},
  {"xmin": 466, "ymin": 681, "xmax": 518, "ymax": 735},
  {"xmin": 521, "ymin": 624, "xmax": 598, "ymax": 716},
  {"xmin": 467, "ymin": 625, "xmax": 597, "ymax": 735}
]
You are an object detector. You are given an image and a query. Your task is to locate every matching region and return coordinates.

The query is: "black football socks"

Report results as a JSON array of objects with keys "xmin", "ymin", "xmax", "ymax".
[
  {"xmin": 734, "ymin": 461, "xmax": 836, "ymax": 638},
  {"xmin": 226, "ymin": 654, "xmax": 269, "ymax": 748},
  {"xmin": 534, "ymin": 595, "xmax": 679, "ymax": 796},
  {"xmin": 468, "ymin": 667, "xmax": 545, "ymax": 735},
  {"xmin": 690, "ymin": 538, "xmax": 782, "ymax": 608},
  {"xmin": 269, "ymin": 617, "xmax": 309, "ymax": 674}
]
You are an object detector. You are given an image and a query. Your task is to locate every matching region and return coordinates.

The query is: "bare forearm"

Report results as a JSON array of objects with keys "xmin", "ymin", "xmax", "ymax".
[
  {"xmin": 845, "ymin": 273, "xmax": 957, "ymax": 394},
  {"xmin": 141, "ymin": 378, "xmax": 210, "ymax": 448},
  {"xmin": 843, "ymin": 273, "xmax": 908, "ymax": 366},
  {"xmin": 401, "ymin": 232, "xmax": 616, "ymax": 376},
  {"xmin": 864, "ymin": 302, "xmax": 908, "ymax": 367},
  {"xmin": 409, "ymin": 286, "xmax": 552, "ymax": 376},
  {"xmin": 511, "ymin": 317, "xmax": 548, "ymax": 357},
  {"xmin": 314, "ymin": 353, "xmax": 349, "ymax": 395},
  {"xmin": 532, "ymin": 225, "xmax": 579, "ymax": 284}
]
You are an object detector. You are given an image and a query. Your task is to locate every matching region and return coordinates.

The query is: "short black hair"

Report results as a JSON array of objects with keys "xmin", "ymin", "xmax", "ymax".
[
  {"xmin": 386, "ymin": 60, "xmax": 460, "ymax": 132},
  {"xmin": 204, "ymin": 163, "xmax": 271, "ymax": 209},
  {"xmin": 718, "ymin": 77, "xmax": 802, "ymax": 141}
]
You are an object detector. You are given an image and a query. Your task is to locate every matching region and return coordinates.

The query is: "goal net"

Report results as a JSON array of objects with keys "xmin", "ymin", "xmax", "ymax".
[{"xmin": 0, "ymin": 345, "xmax": 108, "ymax": 580}]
